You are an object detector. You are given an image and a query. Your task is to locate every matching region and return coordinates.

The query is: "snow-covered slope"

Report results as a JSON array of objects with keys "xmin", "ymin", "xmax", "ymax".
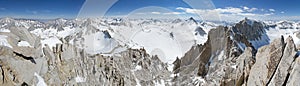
[
  {"xmin": 0, "ymin": 17, "xmax": 218, "ymax": 64},
  {"xmin": 1, "ymin": 17, "xmax": 299, "ymax": 64},
  {"xmin": 265, "ymin": 20, "xmax": 300, "ymax": 45}
]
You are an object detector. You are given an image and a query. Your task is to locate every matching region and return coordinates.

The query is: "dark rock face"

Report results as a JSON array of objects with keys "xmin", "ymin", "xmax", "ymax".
[
  {"xmin": 103, "ymin": 30, "xmax": 112, "ymax": 39},
  {"xmin": 232, "ymin": 18, "xmax": 270, "ymax": 49},
  {"xmin": 195, "ymin": 27, "xmax": 206, "ymax": 36},
  {"xmin": 172, "ymin": 26, "xmax": 249, "ymax": 85},
  {"xmin": 232, "ymin": 18, "xmax": 266, "ymax": 41},
  {"xmin": 187, "ymin": 17, "xmax": 198, "ymax": 24}
]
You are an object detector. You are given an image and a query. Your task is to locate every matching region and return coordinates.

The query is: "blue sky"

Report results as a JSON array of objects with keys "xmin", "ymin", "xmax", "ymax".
[
  {"xmin": 0, "ymin": 0, "xmax": 299, "ymax": 20},
  {"xmin": 0, "ymin": 0, "xmax": 85, "ymax": 19}
]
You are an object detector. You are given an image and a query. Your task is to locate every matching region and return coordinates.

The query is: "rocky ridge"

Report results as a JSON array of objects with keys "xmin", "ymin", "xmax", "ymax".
[{"xmin": 173, "ymin": 18, "xmax": 300, "ymax": 86}]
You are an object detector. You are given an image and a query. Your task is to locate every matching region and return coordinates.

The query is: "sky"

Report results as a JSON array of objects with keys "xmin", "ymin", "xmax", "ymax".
[{"xmin": 0, "ymin": 0, "xmax": 299, "ymax": 21}]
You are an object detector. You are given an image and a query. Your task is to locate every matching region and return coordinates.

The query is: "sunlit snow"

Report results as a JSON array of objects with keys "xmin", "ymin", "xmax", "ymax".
[{"xmin": 0, "ymin": 35, "xmax": 12, "ymax": 48}]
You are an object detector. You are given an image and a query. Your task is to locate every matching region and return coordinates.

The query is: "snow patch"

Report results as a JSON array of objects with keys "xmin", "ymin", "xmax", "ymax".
[
  {"xmin": 131, "ymin": 27, "xmax": 183, "ymax": 64},
  {"xmin": 34, "ymin": 72, "xmax": 47, "ymax": 86},
  {"xmin": 0, "ymin": 28, "xmax": 10, "ymax": 32},
  {"xmin": 217, "ymin": 51, "xmax": 225, "ymax": 60},
  {"xmin": 231, "ymin": 65, "xmax": 237, "ymax": 69},
  {"xmin": 57, "ymin": 26, "xmax": 76, "ymax": 38},
  {"xmin": 17, "ymin": 41, "xmax": 32, "ymax": 47},
  {"xmin": 41, "ymin": 37, "xmax": 62, "ymax": 49},
  {"xmin": 291, "ymin": 32, "xmax": 300, "ymax": 45},
  {"xmin": 135, "ymin": 78, "xmax": 141, "ymax": 86},
  {"xmin": 75, "ymin": 76, "xmax": 86, "ymax": 83},
  {"xmin": 170, "ymin": 73, "xmax": 180, "ymax": 78},
  {"xmin": 167, "ymin": 64, "xmax": 174, "ymax": 71},
  {"xmin": 83, "ymin": 32, "xmax": 119, "ymax": 55},
  {"xmin": 249, "ymin": 34, "xmax": 270, "ymax": 49},
  {"xmin": 193, "ymin": 76, "xmax": 206, "ymax": 86},
  {"xmin": 133, "ymin": 65, "xmax": 142, "ymax": 71},
  {"xmin": 0, "ymin": 35, "xmax": 12, "ymax": 48}
]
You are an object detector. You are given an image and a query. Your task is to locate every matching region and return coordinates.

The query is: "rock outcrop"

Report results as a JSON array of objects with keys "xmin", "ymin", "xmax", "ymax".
[
  {"xmin": 172, "ymin": 18, "xmax": 300, "ymax": 86},
  {"xmin": 268, "ymin": 36, "xmax": 297, "ymax": 86},
  {"xmin": 0, "ymin": 25, "xmax": 171, "ymax": 85},
  {"xmin": 246, "ymin": 36, "xmax": 285, "ymax": 86}
]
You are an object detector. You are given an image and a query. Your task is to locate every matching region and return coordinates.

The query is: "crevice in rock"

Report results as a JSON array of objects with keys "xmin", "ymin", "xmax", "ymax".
[
  {"xmin": 282, "ymin": 72, "xmax": 290, "ymax": 86},
  {"xmin": 266, "ymin": 36, "xmax": 286, "ymax": 85},
  {"xmin": 1, "ymin": 66, "xmax": 4, "ymax": 84},
  {"xmin": 282, "ymin": 53, "xmax": 298, "ymax": 86},
  {"xmin": 13, "ymin": 52, "xmax": 36, "ymax": 64}
]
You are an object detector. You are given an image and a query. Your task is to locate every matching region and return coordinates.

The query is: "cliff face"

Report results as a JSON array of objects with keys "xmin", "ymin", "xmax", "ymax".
[{"xmin": 173, "ymin": 18, "xmax": 300, "ymax": 86}]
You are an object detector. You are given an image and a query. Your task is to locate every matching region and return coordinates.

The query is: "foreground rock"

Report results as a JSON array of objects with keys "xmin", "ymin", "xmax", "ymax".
[
  {"xmin": 0, "ymin": 42, "xmax": 171, "ymax": 85},
  {"xmin": 172, "ymin": 18, "xmax": 300, "ymax": 86},
  {"xmin": 0, "ymin": 25, "xmax": 171, "ymax": 85},
  {"xmin": 247, "ymin": 37, "xmax": 285, "ymax": 86},
  {"xmin": 269, "ymin": 36, "xmax": 297, "ymax": 86}
]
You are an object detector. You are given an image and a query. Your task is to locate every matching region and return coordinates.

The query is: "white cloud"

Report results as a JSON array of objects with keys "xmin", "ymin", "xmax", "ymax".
[
  {"xmin": 243, "ymin": 6, "xmax": 249, "ymax": 10},
  {"xmin": 247, "ymin": 8, "xmax": 258, "ymax": 12},
  {"xmin": 176, "ymin": 6, "xmax": 275, "ymax": 21},
  {"xmin": 151, "ymin": 12, "xmax": 161, "ymax": 14},
  {"xmin": 242, "ymin": 6, "xmax": 257, "ymax": 12},
  {"xmin": 176, "ymin": 7, "xmax": 244, "ymax": 15},
  {"xmin": 163, "ymin": 12, "xmax": 185, "ymax": 15},
  {"xmin": 238, "ymin": 13, "xmax": 256, "ymax": 16},
  {"xmin": 264, "ymin": 13, "xmax": 274, "ymax": 16},
  {"xmin": 215, "ymin": 7, "xmax": 244, "ymax": 14},
  {"xmin": 281, "ymin": 11, "xmax": 285, "ymax": 13},
  {"xmin": 269, "ymin": 9, "xmax": 275, "ymax": 12}
]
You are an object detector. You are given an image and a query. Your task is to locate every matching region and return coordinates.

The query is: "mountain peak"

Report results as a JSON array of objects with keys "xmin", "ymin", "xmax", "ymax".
[
  {"xmin": 240, "ymin": 17, "xmax": 257, "ymax": 26},
  {"xmin": 0, "ymin": 17, "xmax": 15, "ymax": 23},
  {"xmin": 55, "ymin": 18, "xmax": 67, "ymax": 23},
  {"xmin": 186, "ymin": 17, "xmax": 198, "ymax": 24}
]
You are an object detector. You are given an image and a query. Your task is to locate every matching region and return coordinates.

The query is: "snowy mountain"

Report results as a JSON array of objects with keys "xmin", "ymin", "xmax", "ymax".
[{"xmin": 0, "ymin": 17, "xmax": 300, "ymax": 85}]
